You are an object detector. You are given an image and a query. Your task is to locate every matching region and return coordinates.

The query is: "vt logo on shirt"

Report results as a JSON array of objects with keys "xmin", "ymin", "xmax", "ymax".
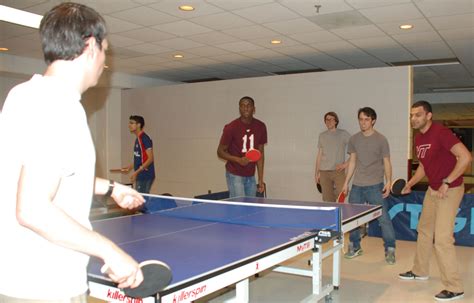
[{"xmin": 416, "ymin": 144, "xmax": 431, "ymax": 159}]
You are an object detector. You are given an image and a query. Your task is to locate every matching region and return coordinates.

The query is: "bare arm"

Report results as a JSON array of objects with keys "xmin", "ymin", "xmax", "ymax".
[
  {"xmin": 17, "ymin": 165, "xmax": 143, "ymax": 289},
  {"xmin": 315, "ymin": 148, "xmax": 322, "ymax": 183},
  {"xmin": 382, "ymin": 156, "xmax": 392, "ymax": 198},
  {"xmin": 256, "ymin": 144, "xmax": 265, "ymax": 193},
  {"xmin": 341, "ymin": 153, "xmax": 356, "ymax": 194},
  {"xmin": 437, "ymin": 142, "xmax": 472, "ymax": 198},
  {"xmin": 217, "ymin": 143, "xmax": 249, "ymax": 166},
  {"xmin": 402, "ymin": 162, "xmax": 426, "ymax": 194},
  {"xmin": 95, "ymin": 177, "xmax": 144, "ymax": 210}
]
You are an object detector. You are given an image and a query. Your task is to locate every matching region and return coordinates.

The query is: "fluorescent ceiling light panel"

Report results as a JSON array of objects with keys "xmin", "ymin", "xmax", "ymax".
[
  {"xmin": 431, "ymin": 87, "xmax": 474, "ymax": 92},
  {"xmin": 0, "ymin": 5, "xmax": 42, "ymax": 29}
]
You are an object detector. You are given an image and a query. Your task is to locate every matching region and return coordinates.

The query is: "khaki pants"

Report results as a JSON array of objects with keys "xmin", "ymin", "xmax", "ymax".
[
  {"xmin": 412, "ymin": 185, "xmax": 464, "ymax": 293},
  {"xmin": 319, "ymin": 170, "xmax": 346, "ymax": 202},
  {"xmin": 0, "ymin": 293, "xmax": 86, "ymax": 303}
]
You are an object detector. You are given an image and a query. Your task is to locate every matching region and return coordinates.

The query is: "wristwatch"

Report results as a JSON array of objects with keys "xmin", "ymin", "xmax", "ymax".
[{"xmin": 442, "ymin": 178, "xmax": 451, "ymax": 186}]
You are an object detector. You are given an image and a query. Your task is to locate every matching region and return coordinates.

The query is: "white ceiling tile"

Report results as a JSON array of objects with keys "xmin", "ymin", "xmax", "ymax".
[
  {"xmin": 311, "ymin": 41, "xmax": 359, "ymax": 52},
  {"xmin": 290, "ymin": 30, "xmax": 341, "ymax": 44},
  {"xmin": 294, "ymin": 52, "xmax": 353, "ymax": 70},
  {"xmin": 222, "ymin": 25, "xmax": 279, "ymax": 40},
  {"xmin": 350, "ymin": 36, "xmax": 400, "ymax": 49},
  {"xmin": 108, "ymin": 34, "xmax": 142, "ymax": 47},
  {"xmin": 215, "ymin": 41, "xmax": 263, "ymax": 52},
  {"xmin": 439, "ymin": 27, "xmax": 474, "ymax": 41},
  {"xmin": 154, "ymin": 37, "xmax": 205, "ymax": 50},
  {"xmin": 275, "ymin": 44, "xmax": 319, "ymax": 55},
  {"xmin": 118, "ymin": 28, "xmax": 176, "ymax": 42},
  {"xmin": 345, "ymin": 0, "xmax": 411, "ymax": 9},
  {"xmin": 405, "ymin": 41, "xmax": 455, "ymax": 60},
  {"xmin": 448, "ymin": 39, "xmax": 474, "ymax": 74},
  {"xmin": 184, "ymin": 46, "xmax": 231, "ymax": 57},
  {"xmin": 102, "ymin": 15, "xmax": 142, "ymax": 33},
  {"xmin": 359, "ymin": 3, "xmax": 424, "ymax": 23},
  {"xmin": 429, "ymin": 13, "xmax": 474, "ymax": 30},
  {"xmin": 330, "ymin": 49, "xmax": 386, "ymax": 68},
  {"xmin": 413, "ymin": 0, "xmax": 474, "ymax": 17},
  {"xmin": 240, "ymin": 49, "xmax": 284, "ymax": 59},
  {"xmin": 110, "ymin": 6, "xmax": 179, "ymax": 26},
  {"xmin": 213, "ymin": 53, "xmax": 253, "ymax": 63},
  {"xmin": 279, "ymin": 0, "xmax": 353, "ymax": 16},
  {"xmin": 127, "ymin": 55, "xmax": 170, "ymax": 65},
  {"xmin": 332, "ymin": 24, "xmax": 386, "ymax": 39},
  {"xmin": 0, "ymin": 22, "xmax": 36, "ymax": 40},
  {"xmin": 233, "ymin": 3, "xmax": 301, "ymax": 23},
  {"xmin": 154, "ymin": 20, "xmax": 213, "ymax": 37},
  {"xmin": 123, "ymin": 43, "xmax": 171, "ymax": 55},
  {"xmin": 206, "ymin": 0, "xmax": 274, "ymax": 10},
  {"xmin": 263, "ymin": 18, "xmax": 323, "ymax": 35},
  {"xmin": 367, "ymin": 47, "xmax": 417, "ymax": 62},
  {"xmin": 190, "ymin": 12, "xmax": 254, "ymax": 30},
  {"xmin": 181, "ymin": 57, "xmax": 221, "ymax": 67},
  {"xmin": 392, "ymin": 30, "xmax": 442, "ymax": 45},
  {"xmin": 187, "ymin": 31, "xmax": 239, "ymax": 45}
]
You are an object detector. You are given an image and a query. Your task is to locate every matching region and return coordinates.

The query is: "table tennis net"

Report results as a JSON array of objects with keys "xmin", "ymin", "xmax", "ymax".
[{"xmin": 143, "ymin": 194, "xmax": 341, "ymax": 233}]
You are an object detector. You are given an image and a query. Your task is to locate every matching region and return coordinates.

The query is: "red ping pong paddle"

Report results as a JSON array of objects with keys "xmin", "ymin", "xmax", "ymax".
[
  {"xmin": 102, "ymin": 260, "xmax": 172, "ymax": 298},
  {"xmin": 337, "ymin": 191, "xmax": 346, "ymax": 203},
  {"xmin": 391, "ymin": 178, "xmax": 407, "ymax": 196},
  {"xmin": 245, "ymin": 149, "xmax": 261, "ymax": 162},
  {"xmin": 316, "ymin": 182, "xmax": 322, "ymax": 193}
]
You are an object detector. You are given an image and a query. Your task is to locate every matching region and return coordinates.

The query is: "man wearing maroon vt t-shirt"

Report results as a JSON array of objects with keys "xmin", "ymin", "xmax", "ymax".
[
  {"xmin": 217, "ymin": 96, "xmax": 267, "ymax": 197},
  {"xmin": 398, "ymin": 101, "xmax": 472, "ymax": 302}
]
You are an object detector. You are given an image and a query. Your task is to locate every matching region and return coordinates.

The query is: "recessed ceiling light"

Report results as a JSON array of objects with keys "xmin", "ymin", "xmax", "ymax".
[
  {"xmin": 399, "ymin": 24, "xmax": 413, "ymax": 30},
  {"xmin": 0, "ymin": 47, "xmax": 8, "ymax": 51},
  {"xmin": 271, "ymin": 40, "xmax": 282, "ymax": 44},
  {"xmin": 173, "ymin": 54, "xmax": 184, "ymax": 58},
  {"xmin": 179, "ymin": 5, "xmax": 195, "ymax": 11}
]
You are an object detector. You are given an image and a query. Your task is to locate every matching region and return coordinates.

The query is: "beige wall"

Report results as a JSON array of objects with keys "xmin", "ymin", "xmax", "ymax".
[{"xmin": 121, "ymin": 66, "xmax": 411, "ymax": 201}]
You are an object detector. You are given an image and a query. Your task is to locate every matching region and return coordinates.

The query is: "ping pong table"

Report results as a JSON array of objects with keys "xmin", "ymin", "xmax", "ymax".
[{"xmin": 87, "ymin": 195, "xmax": 381, "ymax": 303}]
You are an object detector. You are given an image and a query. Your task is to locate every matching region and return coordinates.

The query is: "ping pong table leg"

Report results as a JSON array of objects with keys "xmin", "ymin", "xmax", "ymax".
[
  {"xmin": 332, "ymin": 237, "xmax": 342, "ymax": 289},
  {"xmin": 226, "ymin": 278, "xmax": 249, "ymax": 303},
  {"xmin": 312, "ymin": 244, "xmax": 323, "ymax": 296}
]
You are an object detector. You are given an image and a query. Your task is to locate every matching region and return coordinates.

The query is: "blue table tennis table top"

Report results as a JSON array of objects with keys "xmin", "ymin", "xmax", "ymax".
[{"xmin": 87, "ymin": 195, "xmax": 381, "ymax": 301}]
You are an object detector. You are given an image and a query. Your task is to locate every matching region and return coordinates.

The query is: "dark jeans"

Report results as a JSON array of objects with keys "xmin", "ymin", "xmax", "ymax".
[
  {"xmin": 136, "ymin": 178, "xmax": 154, "ymax": 194},
  {"xmin": 348, "ymin": 183, "xmax": 396, "ymax": 251}
]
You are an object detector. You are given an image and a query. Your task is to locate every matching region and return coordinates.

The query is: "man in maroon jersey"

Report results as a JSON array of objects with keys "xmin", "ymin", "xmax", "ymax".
[
  {"xmin": 217, "ymin": 96, "xmax": 267, "ymax": 197},
  {"xmin": 398, "ymin": 100, "xmax": 471, "ymax": 302}
]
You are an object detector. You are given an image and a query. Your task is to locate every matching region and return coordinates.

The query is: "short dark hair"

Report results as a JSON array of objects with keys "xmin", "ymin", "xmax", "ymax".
[
  {"xmin": 239, "ymin": 96, "xmax": 255, "ymax": 106},
  {"xmin": 129, "ymin": 115, "xmax": 145, "ymax": 129},
  {"xmin": 412, "ymin": 100, "xmax": 432, "ymax": 113},
  {"xmin": 39, "ymin": 2, "xmax": 107, "ymax": 65},
  {"xmin": 324, "ymin": 111, "xmax": 339, "ymax": 127},
  {"xmin": 358, "ymin": 107, "xmax": 377, "ymax": 120}
]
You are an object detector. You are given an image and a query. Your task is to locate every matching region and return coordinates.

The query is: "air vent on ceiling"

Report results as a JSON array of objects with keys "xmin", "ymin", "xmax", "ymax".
[
  {"xmin": 308, "ymin": 10, "xmax": 371, "ymax": 30},
  {"xmin": 183, "ymin": 77, "xmax": 222, "ymax": 83},
  {"xmin": 389, "ymin": 58, "xmax": 459, "ymax": 67},
  {"xmin": 274, "ymin": 68, "xmax": 325, "ymax": 75}
]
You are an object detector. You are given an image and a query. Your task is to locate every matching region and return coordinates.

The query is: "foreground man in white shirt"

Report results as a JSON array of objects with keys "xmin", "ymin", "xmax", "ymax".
[{"xmin": 0, "ymin": 2, "xmax": 146, "ymax": 302}]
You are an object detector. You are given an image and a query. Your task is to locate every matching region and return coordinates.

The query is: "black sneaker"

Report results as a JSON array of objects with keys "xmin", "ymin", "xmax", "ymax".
[
  {"xmin": 398, "ymin": 270, "xmax": 429, "ymax": 280},
  {"xmin": 434, "ymin": 290, "xmax": 464, "ymax": 301}
]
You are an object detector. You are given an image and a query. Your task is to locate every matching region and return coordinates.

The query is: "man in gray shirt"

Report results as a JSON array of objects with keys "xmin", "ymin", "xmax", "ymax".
[
  {"xmin": 341, "ymin": 107, "xmax": 396, "ymax": 265},
  {"xmin": 315, "ymin": 112, "xmax": 350, "ymax": 202}
]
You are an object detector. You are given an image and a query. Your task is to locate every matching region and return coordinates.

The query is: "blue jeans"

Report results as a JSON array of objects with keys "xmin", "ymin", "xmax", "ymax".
[
  {"xmin": 348, "ymin": 183, "xmax": 396, "ymax": 251},
  {"xmin": 225, "ymin": 171, "xmax": 257, "ymax": 198},
  {"xmin": 136, "ymin": 178, "xmax": 154, "ymax": 194}
]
